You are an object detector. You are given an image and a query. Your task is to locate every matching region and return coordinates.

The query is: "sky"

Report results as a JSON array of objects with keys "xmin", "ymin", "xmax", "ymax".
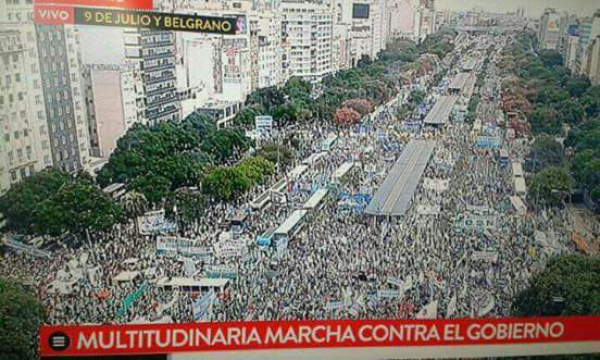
[{"xmin": 435, "ymin": 0, "xmax": 600, "ymax": 17}]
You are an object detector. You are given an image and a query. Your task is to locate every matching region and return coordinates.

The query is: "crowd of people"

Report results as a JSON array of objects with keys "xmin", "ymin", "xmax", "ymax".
[{"xmin": 0, "ymin": 34, "xmax": 578, "ymax": 325}]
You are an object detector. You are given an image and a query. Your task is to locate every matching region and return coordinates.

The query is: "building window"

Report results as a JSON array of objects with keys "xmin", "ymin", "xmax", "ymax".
[
  {"xmin": 10, "ymin": 171, "xmax": 17, "ymax": 182},
  {"xmin": 26, "ymin": 146, "xmax": 32, "ymax": 160}
]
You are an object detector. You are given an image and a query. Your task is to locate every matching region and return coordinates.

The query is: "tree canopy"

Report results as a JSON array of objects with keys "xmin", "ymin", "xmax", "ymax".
[
  {"xmin": 202, "ymin": 156, "xmax": 274, "ymax": 202},
  {"xmin": 525, "ymin": 136, "xmax": 566, "ymax": 173},
  {"xmin": 528, "ymin": 166, "xmax": 574, "ymax": 206},
  {"xmin": 513, "ymin": 255, "xmax": 600, "ymax": 316},
  {"xmin": 0, "ymin": 170, "xmax": 122, "ymax": 238},
  {"xmin": 0, "ymin": 278, "xmax": 46, "ymax": 360}
]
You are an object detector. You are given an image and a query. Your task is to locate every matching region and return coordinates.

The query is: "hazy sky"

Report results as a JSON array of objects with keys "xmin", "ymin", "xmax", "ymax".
[{"xmin": 436, "ymin": 0, "xmax": 599, "ymax": 17}]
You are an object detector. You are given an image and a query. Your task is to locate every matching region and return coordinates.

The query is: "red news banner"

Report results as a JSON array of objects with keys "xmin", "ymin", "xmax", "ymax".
[
  {"xmin": 34, "ymin": 0, "xmax": 153, "ymax": 10},
  {"xmin": 40, "ymin": 316, "xmax": 600, "ymax": 357}
]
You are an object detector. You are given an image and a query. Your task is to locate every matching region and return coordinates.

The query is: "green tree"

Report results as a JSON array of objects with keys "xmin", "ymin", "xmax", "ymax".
[
  {"xmin": 512, "ymin": 255, "xmax": 600, "ymax": 316},
  {"xmin": 581, "ymin": 85, "xmax": 600, "ymax": 118},
  {"xmin": 34, "ymin": 175, "xmax": 123, "ymax": 238},
  {"xmin": 0, "ymin": 169, "xmax": 69, "ymax": 234},
  {"xmin": 256, "ymin": 144, "xmax": 294, "ymax": 170},
  {"xmin": 529, "ymin": 107, "xmax": 562, "ymax": 135},
  {"xmin": 556, "ymin": 98, "xmax": 585, "ymax": 125},
  {"xmin": 565, "ymin": 76, "xmax": 591, "ymax": 98},
  {"xmin": 120, "ymin": 191, "xmax": 148, "ymax": 235},
  {"xmin": 0, "ymin": 279, "xmax": 46, "ymax": 360},
  {"xmin": 246, "ymin": 86, "xmax": 286, "ymax": 111},
  {"xmin": 129, "ymin": 174, "xmax": 171, "ymax": 205},
  {"xmin": 525, "ymin": 136, "xmax": 566, "ymax": 173},
  {"xmin": 165, "ymin": 188, "xmax": 206, "ymax": 231},
  {"xmin": 528, "ymin": 166, "xmax": 573, "ymax": 206},
  {"xmin": 539, "ymin": 49, "xmax": 563, "ymax": 68},
  {"xmin": 202, "ymin": 156, "xmax": 274, "ymax": 202}
]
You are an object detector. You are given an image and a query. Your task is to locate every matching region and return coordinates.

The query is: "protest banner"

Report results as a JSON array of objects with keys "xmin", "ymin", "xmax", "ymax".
[{"xmin": 193, "ymin": 290, "xmax": 215, "ymax": 322}]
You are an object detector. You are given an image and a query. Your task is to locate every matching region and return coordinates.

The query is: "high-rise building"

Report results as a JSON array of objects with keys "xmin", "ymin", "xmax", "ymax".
[
  {"xmin": 253, "ymin": 10, "xmax": 287, "ymax": 88},
  {"xmin": 587, "ymin": 36, "xmax": 600, "ymax": 85},
  {"xmin": 0, "ymin": 29, "xmax": 53, "ymax": 193},
  {"xmin": 35, "ymin": 25, "xmax": 91, "ymax": 173},
  {"xmin": 564, "ymin": 25, "xmax": 580, "ymax": 71},
  {"xmin": 558, "ymin": 13, "xmax": 577, "ymax": 55},
  {"xmin": 574, "ymin": 10, "xmax": 600, "ymax": 75},
  {"xmin": 281, "ymin": 1, "xmax": 334, "ymax": 82},
  {"xmin": 83, "ymin": 64, "xmax": 142, "ymax": 159},
  {"xmin": 538, "ymin": 8, "xmax": 561, "ymax": 50},
  {"xmin": 389, "ymin": 0, "xmax": 414, "ymax": 38},
  {"xmin": 413, "ymin": 0, "xmax": 436, "ymax": 43},
  {"xmin": 124, "ymin": 29, "xmax": 180, "ymax": 125}
]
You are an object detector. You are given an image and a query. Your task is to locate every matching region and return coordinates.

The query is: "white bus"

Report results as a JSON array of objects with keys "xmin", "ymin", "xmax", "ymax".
[
  {"xmin": 303, "ymin": 189, "xmax": 329, "ymax": 213},
  {"xmin": 273, "ymin": 210, "xmax": 308, "ymax": 244}
]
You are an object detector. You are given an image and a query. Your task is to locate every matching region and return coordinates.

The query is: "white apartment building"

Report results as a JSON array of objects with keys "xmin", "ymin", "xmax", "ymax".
[
  {"xmin": 281, "ymin": 1, "xmax": 334, "ymax": 82},
  {"xmin": 564, "ymin": 34, "xmax": 580, "ymax": 71},
  {"xmin": 254, "ymin": 10, "xmax": 287, "ymax": 88},
  {"xmin": 0, "ymin": 30, "xmax": 53, "ymax": 193},
  {"xmin": 1, "ymin": 1, "xmax": 90, "ymax": 179}
]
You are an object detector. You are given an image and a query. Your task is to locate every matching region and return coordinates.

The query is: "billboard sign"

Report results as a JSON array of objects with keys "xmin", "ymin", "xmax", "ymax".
[{"xmin": 352, "ymin": 3, "xmax": 370, "ymax": 19}]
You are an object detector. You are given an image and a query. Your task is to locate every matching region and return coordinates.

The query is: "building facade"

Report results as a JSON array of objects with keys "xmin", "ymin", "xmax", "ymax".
[
  {"xmin": 574, "ymin": 11, "xmax": 600, "ymax": 75},
  {"xmin": 35, "ymin": 25, "xmax": 91, "ymax": 173},
  {"xmin": 83, "ymin": 64, "xmax": 141, "ymax": 159},
  {"xmin": 0, "ymin": 30, "xmax": 53, "ymax": 193},
  {"xmin": 538, "ymin": 8, "xmax": 561, "ymax": 50},
  {"xmin": 124, "ymin": 29, "xmax": 180, "ymax": 125},
  {"xmin": 281, "ymin": 1, "xmax": 334, "ymax": 82}
]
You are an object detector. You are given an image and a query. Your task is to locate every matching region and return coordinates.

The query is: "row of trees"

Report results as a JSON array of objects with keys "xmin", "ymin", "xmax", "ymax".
[
  {"xmin": 505, "ymin": 33, "xmax": 599, "ymax": 208},
  {"xmin": 96, "ymin": 114, "xmax": 250, "ymax": 205}
]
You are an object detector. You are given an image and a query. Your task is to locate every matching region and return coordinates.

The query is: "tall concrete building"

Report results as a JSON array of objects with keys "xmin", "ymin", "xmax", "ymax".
[
  {"xmin": 586, "ymin": 36, "xmax": 600, "ymax": 85},
  {"xmin": 124, "ymin": 29, "xmax": 180, "ymax": 125},
  {"xmin": 0, "ymin": 30, "xmax": 53, "ymax": 193},
  {"xmin": 281, "ymin": 1, "xmax": 334, "ymax": 82},
  {"xmin": 413, "ymin": 0, "xmax": 436, "ymax": 43},
  {"xmin": 564, "ymin": 26, "xmax": 581, "ymax": 71},
  {"xmin": 83, "ymin": 64, "xmax": 142, "ymax": 159},
  {"xmin": 254, "ymin": 10, "xmax": 287, "ymax": 88},
  {"xmin": 538, "ymin": 8, "xmax": 561, "ymax": 50},
  {"xmin": 574, "ymin": 10, "xmax": 600, "ymax": 75},
  {"xmin": 35, "ymin": 25, "xmax": 91, "ymax": 173}
]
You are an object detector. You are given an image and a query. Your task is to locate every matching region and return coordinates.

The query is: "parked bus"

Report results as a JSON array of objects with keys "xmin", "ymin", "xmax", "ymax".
[
  {"xmin": 303, "ymin": 189, "xmax": 329, "ymax": 213},
  {"xmin": 273, "ymin": 210, "xmax": 308, "ymax": 244}
]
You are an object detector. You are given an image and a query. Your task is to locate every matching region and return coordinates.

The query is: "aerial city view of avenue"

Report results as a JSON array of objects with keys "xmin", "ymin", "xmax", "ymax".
[{"xmin": 1, "ymin": 0, "xmax": 600, "ymax": 358}]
